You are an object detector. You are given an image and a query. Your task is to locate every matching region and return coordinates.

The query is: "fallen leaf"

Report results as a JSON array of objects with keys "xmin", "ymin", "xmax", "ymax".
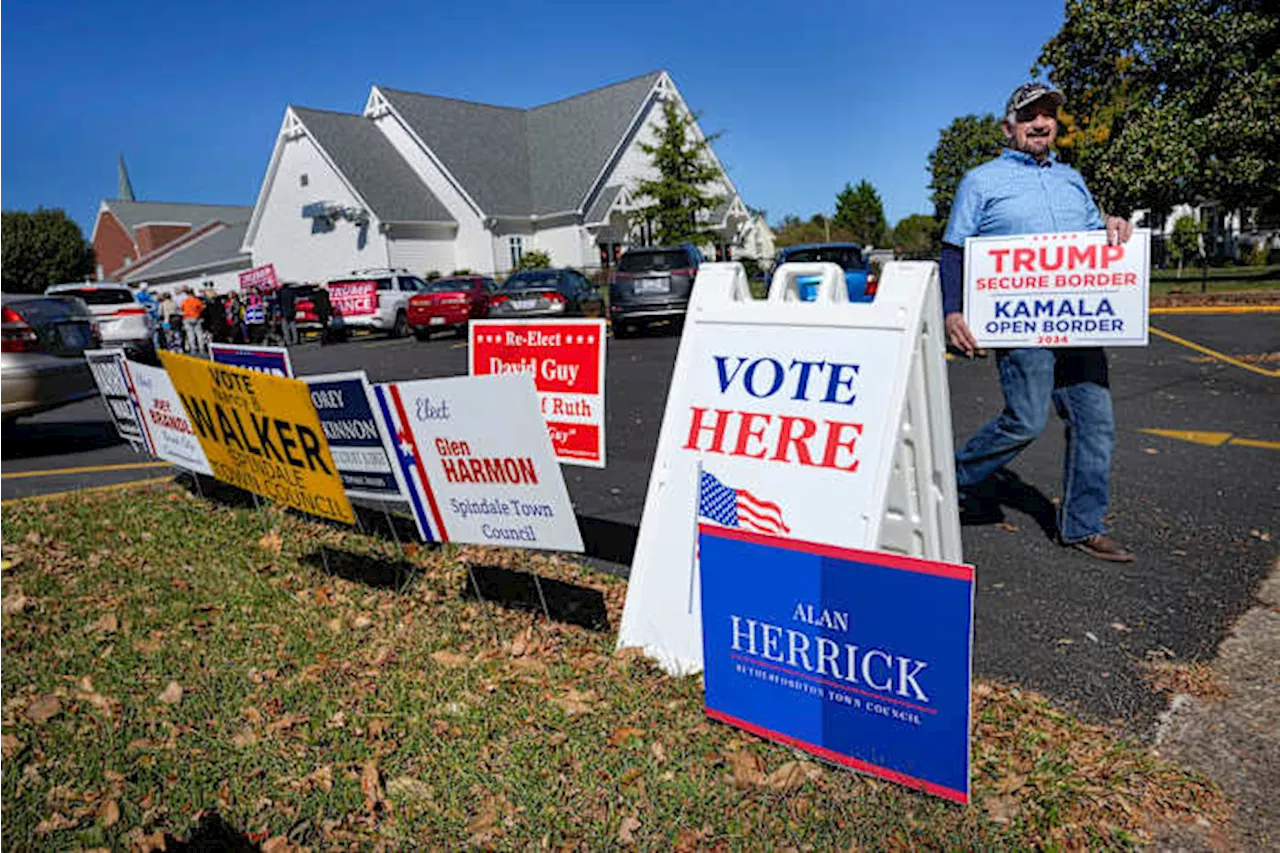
[
  {"xmin": 726, "ymin": 750, "xmax": 765, "ymax": 788},
  {"xmin": 550, "ymin": 688, "xmax": 595, "ymax": 715},
  {"xmin": 765, "ymin": 761, "xmax": 810, "ymax": 791},
  {"xmin": 387, "ymin": 776, "xmax": 432, "ymax": 802},
  {"xmin": 361, "ymin": 760, "xmax": 386, "ymax": 812},
  {"xmin": 618, "ymin": 815, "xmax": 641, "ymax": 845},
  {"xmin": 232, "ymin": 729, "xmax": 259, "ymax": 748},
  {"xmin": 157, "ymin": 681, "xmax": 183, "ymax": 706},
  {"xmin": 430, "ymin": 650, "xmax": 470, "ymax": 668},
  {"xmin": 984, "ymin": 794, "xmax": 1020, "ymax": 824},
  {"xmin": 258, "ymin": 531, "xmax": 283, "ymax": 553},
  {"xmin": 367, "ymin": 718, "xmax": 389, "ymax": 739},
  {"xmin": 97, "ymin": 799, "xmax": 120, "ymax": 828},
  {"xmin": 25, "ymin": 695, "xmax": 62, "ymax": 724},
  {"xmin": 350, "ymin": 614, "xmax": 374, "ymax": 630},
  {"xmin": 1110, "ymin": 622, "xmax": 1130, "ymax": 632},
  {"xmin": 608, "ymin": 726, "xmax": 644, "ymax": 747},
  {"xmin": 34, "ymin": 811, "xmax": 77, "ymax": 834},
  {"xmin": 131, "ymin": 829, "xmax": 168, "ymax": 852},
  {"xmin": 465, "ymin": 794, "xmax": 508, "ymax": 845},
  {"xmin": 2, "ymin": 588, "xmax": 30, "ymax": 615},
  {"xmin": 1144, "ymin": 447, "xmax": 1160, "ymax": 455},
  {"xmin": 267, "ymin": 713, "xmax": 308, "ymax": 734},
  {"xmin": 1, "ymin": 734, "xmax": 21, "ymax": 759},
  {"xmin": 87, "ymin": 612, "xmax": 119, "ymax": 634},
  {"xmin": 649, "ymin": 741, "xmax": 667, "ymax": 763},
  {"xmin": 325, "ymin": 617, "xmax": 343, "ymax": 634},
  {"xmin": 994, "ymin": 522, "xmax": 1020, "ymax": 533}
]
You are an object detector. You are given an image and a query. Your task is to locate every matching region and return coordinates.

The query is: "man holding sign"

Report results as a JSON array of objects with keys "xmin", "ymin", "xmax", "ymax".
[{"xmin": 940, "ymin": 82, "xmax": 1135, "ymax": 562}]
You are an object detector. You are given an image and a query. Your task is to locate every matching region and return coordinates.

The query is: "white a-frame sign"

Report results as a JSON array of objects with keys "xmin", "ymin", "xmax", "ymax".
[{"xmin": 617, "ymin": 261, "xmax": 963, "ymax": 674}]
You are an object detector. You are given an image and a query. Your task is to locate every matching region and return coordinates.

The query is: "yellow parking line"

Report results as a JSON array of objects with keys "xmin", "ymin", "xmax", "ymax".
[
  {"xmin": 1150, "ymin": 305, "xmax": 1280, "ymax": 315},
  {"xmin": 2, "ymin": 461, "xmax": 173, "ymax": 480},
  {"xmin": 1148, "ymin": 326, "xmax": 1280, "ymax": 378},
  {"xmin": 1, "ymin": 475, "xmax": 175, "ymax": 506},
  {"xmin": 1229, "ymin": 437, "xmax": 1280, "ymax": 451}
]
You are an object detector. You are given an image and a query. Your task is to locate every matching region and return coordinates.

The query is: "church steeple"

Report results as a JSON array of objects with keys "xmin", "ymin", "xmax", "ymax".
[{"xmin": 117, "ymin": 152, "xmax": 136, "ymax": 201}]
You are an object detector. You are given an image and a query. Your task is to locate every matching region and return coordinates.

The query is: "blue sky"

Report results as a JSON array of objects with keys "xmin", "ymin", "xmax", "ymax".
[{"xmin": 2, "ymin": 0, "xmax": 1064, "ymax": 237}]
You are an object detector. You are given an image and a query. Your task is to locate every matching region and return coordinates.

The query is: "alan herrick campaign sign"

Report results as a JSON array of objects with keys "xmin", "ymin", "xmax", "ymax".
[
  {"xmin": 964, "ymin": 229, "xmax": 1150, "ymax": 348},
  {"xmin": 700, "ymin": 525, "xmax": 973, "ymax": 803}
]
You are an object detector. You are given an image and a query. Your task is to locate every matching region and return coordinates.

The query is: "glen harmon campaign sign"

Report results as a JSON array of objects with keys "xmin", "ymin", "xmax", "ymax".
[
  {"xmin": 328, "ymin": 280, "xmax": 378, "ymax": 318},
  {"xmin": 700, "ymin": 524, "xmax": 974, "ymax": 803},
  {"xmin": 84, "ymin": 348, "xmax": 148, "ymax": 453},
  {"xmin": 209, "ymin": 343, "xmax": 293, "ymax": 377},
  {"xmin": 160, "ymin": 351, "xmax": 354, "ymax": 524},
  {"xmin": 124, "ymin": 359, "xmax": 213, "ymax": 475},
  {"xmin": 374, "ymin": 373, "xmax": 583, "ymax": 552},
  {"xmin": 304, "ymin": 371, "xmax": 409, "ymax": 503},
  {"xmin": 469, "ymin": 319, "xmax": 607, "ymax": 467},
  {"xmin": 964, "ymin": 229, "xmax": 1150, "ymax": 348}
]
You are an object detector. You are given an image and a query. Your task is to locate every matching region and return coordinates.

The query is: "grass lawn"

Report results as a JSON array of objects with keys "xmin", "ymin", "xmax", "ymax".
[{"xmin": 1, "ymin": 482, "xmax": 1227, "ymax": 850}]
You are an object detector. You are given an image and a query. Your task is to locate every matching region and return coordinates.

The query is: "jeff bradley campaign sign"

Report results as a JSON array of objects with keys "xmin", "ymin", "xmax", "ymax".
[
  {"xmin": 699, "ymin": 506, "xmax": 974, "ymax": 803},
  {"xmin": 964, "ymin": 229, "xmax": 1150, "ymax": 348}
]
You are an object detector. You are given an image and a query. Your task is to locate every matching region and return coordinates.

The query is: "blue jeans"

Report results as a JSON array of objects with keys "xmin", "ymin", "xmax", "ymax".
[{"xmin": 955, "ymin": 347, "xmax": 1115, "ymax": 542}]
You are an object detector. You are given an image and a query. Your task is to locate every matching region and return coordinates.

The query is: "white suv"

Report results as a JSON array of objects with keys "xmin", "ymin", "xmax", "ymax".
[
  {"xmin": 325, "ymin": 268, "xmax": 427, "ymax": 337},
  {"xmin": 45, "ymin": 282, "xmax": 154, "ymax": 356}
]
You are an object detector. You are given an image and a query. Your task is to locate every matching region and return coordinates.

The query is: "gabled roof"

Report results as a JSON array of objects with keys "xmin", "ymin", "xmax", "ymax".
[
  {"xmin": 117, "ymin": 221, "xmax": 251, "ymax": 282},
  {"xmin": 376, "ymin": 70, "xmax": 663, "ymax": 218},
  {"xmin": 291, "ymin": 107, "xmax": 454, "ymax": 224},
  {"xmin": 102, "ymin": 200, "xmax": 252, "ymax": 239}
]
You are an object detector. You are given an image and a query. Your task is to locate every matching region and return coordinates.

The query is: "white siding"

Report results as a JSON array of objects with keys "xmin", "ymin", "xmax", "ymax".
[
  {"xmin": 372, "ymin": 112, "xmax": 495, "ymax": 274},
  {"xmin": 492, "ymin": 223, "xmax": 533, "ymax": 275},
  {"xmin": 534, "ymin": 224, "xmax": 592, "ymax": 269},
  {"xmin": 251, "ymin": 134, "xmax": 388, "ymax": 282}
]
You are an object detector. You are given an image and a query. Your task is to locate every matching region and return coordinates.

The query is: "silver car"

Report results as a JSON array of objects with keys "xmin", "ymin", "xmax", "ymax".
[
  {"xmin": 46, "ymin": 281, "xmax": 154, "ymax": 357},
  {"xmin": 2, "ymin": 292, "xmax": 101, "ymax": 423}
]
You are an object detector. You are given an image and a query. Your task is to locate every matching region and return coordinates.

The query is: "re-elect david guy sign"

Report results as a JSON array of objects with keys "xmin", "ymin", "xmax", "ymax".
[
  {"xmin": 469, "ymin": 319, "xmax": 607, "ymax": 467},
  {"xmin": 701, "ymin": 525, "xmax": 974, "ymax": 803},
  {"xmin": 964, "ymin": 229, "xmax": 1150, "ymax": 348},
  {"xmin": 161, "ymin": 351, "xmax": 354, "ymax": 524}
]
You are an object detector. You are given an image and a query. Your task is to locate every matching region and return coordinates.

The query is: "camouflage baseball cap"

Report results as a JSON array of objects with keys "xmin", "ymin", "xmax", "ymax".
[{"xmin": 1005, "ymin": 82, "xmax": 1065, "ymax": 115}]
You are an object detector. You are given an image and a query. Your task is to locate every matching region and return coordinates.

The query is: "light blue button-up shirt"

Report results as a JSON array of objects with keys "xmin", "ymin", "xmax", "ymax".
[{"xmin": 940, "ymin": 148, "xmax": 1104, "ymax": 314}]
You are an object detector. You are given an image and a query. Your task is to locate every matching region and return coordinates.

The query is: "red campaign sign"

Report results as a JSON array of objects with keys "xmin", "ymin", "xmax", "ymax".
[
  {"xmin": 329, "ymin": 280, "xmax": 378, "ymax": 317},
  {"xmin": 239, "ymin": 264, "xmax": 279, "ymax": 293},
  {"xmin": 470, "ymin": 320, "xmax": 607, "ymax": 468}
]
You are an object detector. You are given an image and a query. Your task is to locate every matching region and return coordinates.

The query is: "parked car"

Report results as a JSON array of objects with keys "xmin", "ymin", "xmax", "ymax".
[
  {"xmin": 770, "ymin": 243, "xmax": 877, "ymax": 302},
  {"xmin": 407, "ymin": 276, "xmax": 498, "ymax": 339},
  {"xmin": 608, "ymin": 243, "xmax": 703, "ymax": 337},
  {"xmin": 45, "ymin": 281, "xmax": 154, "ymax": 357},
  {"xmin": 324, "ymin": 269, "xmax": 428, "ymax": 337},
  {"xmin": 292, "ymin": 284, "xmax": 347, "ymax": 342},
  {"xmin": 489, "ymin": 269, "xmax": 604, "ymax": 319},
  {"xmin": 2, "ymin": 292, "xmax": 101, "ymax": 424}
]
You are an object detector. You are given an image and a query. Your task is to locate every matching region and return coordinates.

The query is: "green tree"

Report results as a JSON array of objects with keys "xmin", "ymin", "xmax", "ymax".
[
  {"xmin": 833, "ymin": 180, "xmax": 889, "ymax": 247},
  {"xmin": 517, "ymin": 249, "xmax": 552, "ymax": 270},
  {"xmin": 632, "ymin": 98, "xmax": 727, "ymax": 246},
  {"xmin": 892, "ymin": 214, "xmax": 941, "ymax": 258},
  {"xmin": 927, "ymin": 114, "xmax": 1004, "ymax": 225},
  {"xmin": 2, "ymin": 208, "xmax": 96, "ymax": 293},
  {"xmin": 772, "ymin": 214, "xmax": 855, "ymax": 248},
  {"xmin": 1167, "ymin": 214, "xmax": 1203, "ymax": 277},
  {"xmin": 1035, "ymin": 0, "xmax": 1279, "ymax": 216}
]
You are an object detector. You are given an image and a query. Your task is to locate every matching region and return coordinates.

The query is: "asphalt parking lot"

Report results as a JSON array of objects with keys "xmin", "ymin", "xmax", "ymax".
[{"xmin": 3, "ymin": 313, "xmax": 1276, "ymax": 730}]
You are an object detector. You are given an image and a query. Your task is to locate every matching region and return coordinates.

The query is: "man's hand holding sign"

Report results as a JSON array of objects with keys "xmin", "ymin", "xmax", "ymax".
[{"xmin": 938, "ymin": 82, "xmax": 1141, "ymax": 563}]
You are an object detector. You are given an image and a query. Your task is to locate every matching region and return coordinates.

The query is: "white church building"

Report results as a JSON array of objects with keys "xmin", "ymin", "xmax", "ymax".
[{"xmin": 242, "ymin": 70, "xmax": 772, "ymax": 282}]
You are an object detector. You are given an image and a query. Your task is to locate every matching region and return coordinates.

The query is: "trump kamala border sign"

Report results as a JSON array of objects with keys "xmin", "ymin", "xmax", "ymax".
[
  {"xmin": 700, "ymin": 524, "xmax": 973, "ymax": 803},
  {"xmin": 160, "ymin": 351, "xmax": 354, "ymax": 524}
]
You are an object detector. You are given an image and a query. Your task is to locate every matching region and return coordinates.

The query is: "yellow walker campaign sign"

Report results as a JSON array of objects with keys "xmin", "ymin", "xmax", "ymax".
[
  {"xmin": 964, "ymin": 229, "xmax": 1151, "ymax": 348},
  {"xmin": 160, "ymin": 352, "xmax": 354, "ymax": 524}
]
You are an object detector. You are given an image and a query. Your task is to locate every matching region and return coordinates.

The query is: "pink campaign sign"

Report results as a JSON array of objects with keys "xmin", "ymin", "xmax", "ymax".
[{"xmin": 329, "ymin": 280, "xmax": 378, "ymax": 317}]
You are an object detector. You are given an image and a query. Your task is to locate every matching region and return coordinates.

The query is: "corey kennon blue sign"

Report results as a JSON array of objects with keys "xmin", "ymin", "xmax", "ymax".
[
  {"xmin": 305, "ymin": 373, "xmax": 405, "ymax": 502},
  {"xmin": 700, "ymin": 525, "xmax": 974, "ymax": 803}
]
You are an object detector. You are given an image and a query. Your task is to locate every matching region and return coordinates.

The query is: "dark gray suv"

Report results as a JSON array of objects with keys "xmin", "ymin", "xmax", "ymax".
[{"xmin": 608, "ymin": 243, "xmax": 703, "ymax": 338}]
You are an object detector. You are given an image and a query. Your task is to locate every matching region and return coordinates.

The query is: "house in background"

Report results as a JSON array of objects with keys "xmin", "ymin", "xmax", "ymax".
[
  {"xmin": 242, "ymin": 70, "xmax": 761, "ymax": 282},
  {"xmin": 113, "ymin": 220, "xmax": 253, "ymax": 296}
]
